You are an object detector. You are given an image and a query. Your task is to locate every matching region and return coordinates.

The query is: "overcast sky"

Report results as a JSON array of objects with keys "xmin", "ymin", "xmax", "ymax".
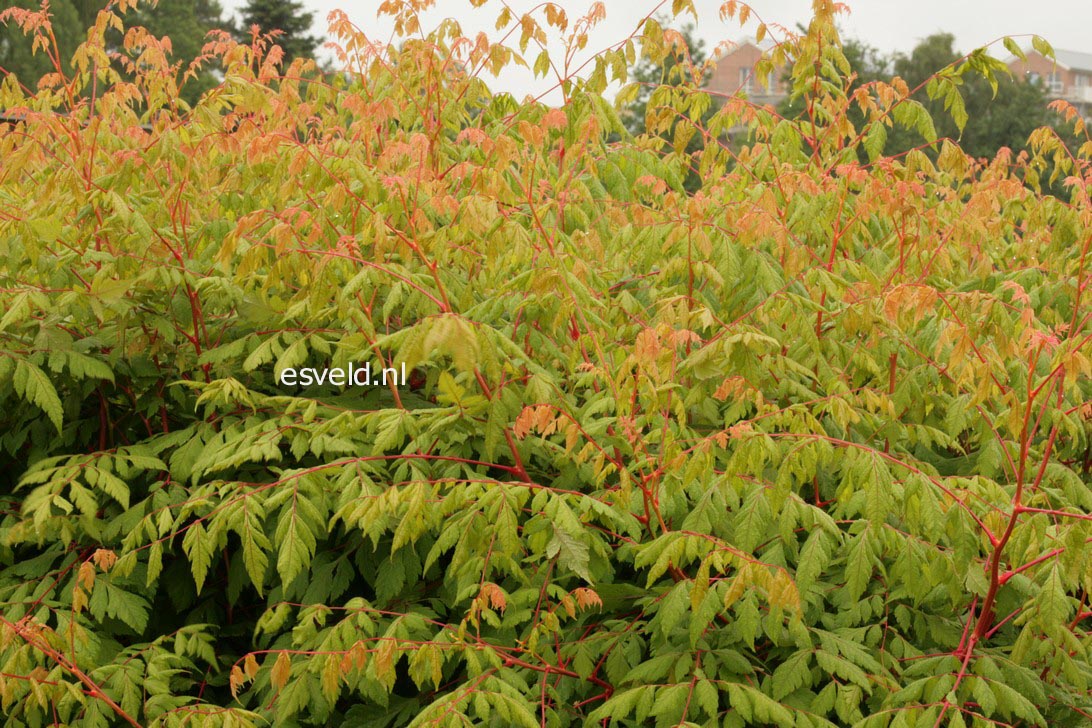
[{"xmin": 220, "ymin": 1, "xmax": 1092, "ymax": 104}]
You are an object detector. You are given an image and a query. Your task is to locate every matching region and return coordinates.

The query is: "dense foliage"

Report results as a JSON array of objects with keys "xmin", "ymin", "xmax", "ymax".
[
  {"xmin": 777, "ymin": 32, "xmax": 1052, "ymax": 162},
  {"xmin": 1, "ymin": 1, "xmax": 1090, "ymax": 726},
  {"xmin": 0, "ymin": 0, "xmax": 228, "ymax": 104},
  {"xmin": 1, "ymin": 0, "xmax": 87, "ymax": 84}
]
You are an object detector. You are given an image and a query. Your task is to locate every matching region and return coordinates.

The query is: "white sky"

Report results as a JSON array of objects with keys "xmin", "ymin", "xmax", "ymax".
[{"xmin": 219, "ymin": 1, "xmax": 1092, "ymax": 104}]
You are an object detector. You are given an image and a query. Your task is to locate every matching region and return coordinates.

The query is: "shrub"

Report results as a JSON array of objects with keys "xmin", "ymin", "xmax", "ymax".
[{"xmin": 0, "ymin": 1, "xmax": 1089, "ymax": 726}]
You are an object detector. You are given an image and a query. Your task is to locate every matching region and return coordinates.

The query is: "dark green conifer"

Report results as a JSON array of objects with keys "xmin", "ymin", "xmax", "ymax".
[{"xmin": 234, "ymin": 0, "xmax": 320, "ymax": 63}]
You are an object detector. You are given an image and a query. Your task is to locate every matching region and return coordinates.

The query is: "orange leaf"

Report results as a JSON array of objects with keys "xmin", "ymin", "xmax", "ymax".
[
  {"xmin": 573, "ymin": 587, "xmax": 603, "ymax": 610},
  {"xmin": 244, "ymin": 653, "xmax": 259, "ymax": 678},
  {"xmin": 78, "ymin": 561, "xmax": 96, "ymax": 591},
  {"xmin": 229, "ymin": 665, "xmax": 246, "ymax": 698},
  {"xmin": 92, "ymin": 549, "xmax": 117, "ymax": 572},
  {"xmin": 270, "ymin": 652, "xmax": 291, "ymax": 690}
]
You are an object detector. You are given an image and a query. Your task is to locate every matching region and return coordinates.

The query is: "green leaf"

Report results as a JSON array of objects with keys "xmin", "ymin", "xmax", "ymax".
[
  {"xmin": 13, "ymin": 359, "xmax": 63, "ymax": 431},
  {"xmin": 547, "ymin": 525, "xmax": 593, "ymax": 583},
  {"xmin": 275, "ymin": 492, "xmax": 319, "ymax": 587},
  {"xmin": 863, "ymin": 122, "xmax": 886, "ymax": 163},
  {"xmin": 845, "ymin": 530, "xmax": 874, "ymax": 602},
  {"xmin": 1032, "ymin": 36, "xmax": 1054, "ymax": 60},
  {"xmin": 89, "ymin": 581, "xmax": 150, "ymax": 633},
  {"xmin": 182, "ymin": 522, "xmax": 217, "ymax": 593},
  {"xmin": 1003, "ymin": 38, "xmax": 1026, "ymax": 62}
]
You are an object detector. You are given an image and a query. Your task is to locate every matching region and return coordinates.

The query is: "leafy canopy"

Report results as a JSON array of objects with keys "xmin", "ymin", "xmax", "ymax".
[
  {"xmin": 0, "ymin": 1, "xmax": 1090, "ymax": 727},
  {"xmin": 0, "ymin": 0, "xmax": 229, "ymax": 105},
  {"xmin": 779, "ymin": 30, "xmax": 1051, "ymax": 161}
]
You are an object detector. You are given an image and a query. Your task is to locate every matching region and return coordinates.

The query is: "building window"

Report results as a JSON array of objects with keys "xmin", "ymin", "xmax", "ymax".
[
  {"xmin": 766, "ymin": 70, "xmax": 778, "ymax": 93},
  {"xmin": 1048, "ymin": 72, "xmax": 1064, "ymax": 94},
  {"xmin": 739, "ymin": 67, "xmax": 753, "ymax": 94},
  {"xmin": 1028, "ymin": 71, "xmax": 1041, "ymax": 84}
]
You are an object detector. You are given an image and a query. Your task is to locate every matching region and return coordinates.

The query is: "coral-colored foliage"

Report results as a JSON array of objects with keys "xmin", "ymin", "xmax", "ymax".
[{"xmin": 0, "ymin": 1, "xmax": 1090, "ymax": 726}]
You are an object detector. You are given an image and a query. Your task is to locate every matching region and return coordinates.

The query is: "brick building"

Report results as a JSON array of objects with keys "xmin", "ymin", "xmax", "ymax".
[
  {"xmin": 705, "ymin": 38, "xmax": 790, "ymax": 108},
  {"xmin": 702, "ymin": 38, "xmax": 1092, "ymax": 125},
  {"xmin": 1007, "ymin": 48, "xmax": 1092, "ymax": 119}
]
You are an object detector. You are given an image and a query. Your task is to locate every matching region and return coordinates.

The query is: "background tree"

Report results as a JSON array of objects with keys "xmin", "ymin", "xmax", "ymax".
[
  {"xmin": 234, "ymin": 0, "xmax": 320, "ymax": 64},
  {"xmin": 893, "ymin": 32, "xmax": 1048, "ymax": 159},
  {"xmin": 129, "ymin": 0, "xmax": 229, "ymax": 104},
  {"xmin": 1, "ymin": 0, "xmax": 227, "ymax": 105},
  {"xmin": 623, "ymin": 20, "xmax": 715, "ymax": 191},
  {"xmin": 71, "ymin": 0, "xmax": 107, "ymax": 28},
  {"xmin": 1, "ymin": 3, "xmax": 1090, "ymax": 725},
  {"xmin": 778, "ymin": 34, "xmax": 892, "ymax": 161},
  {"xmin": 779, "ymin": 31, "xmax": 1048, "ymax": 162},
  {"xmin": 623, "ymin": 21, "xmax": 707, "ymax": 134},
  {"xmin": 0, "ymin": 0, "xmax": 84, "ymax": 87}
]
